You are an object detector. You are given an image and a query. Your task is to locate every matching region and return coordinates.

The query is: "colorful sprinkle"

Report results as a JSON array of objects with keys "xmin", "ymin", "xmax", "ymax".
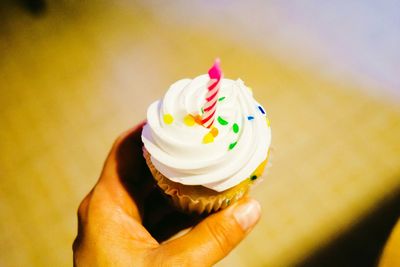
[
  {"xmin": 183, "ymin": 114, "xmax": 195, "ymax": 126},
  {"xmin": 225, "ymin": 199, "xmax": 231, "ymax": 205},
  {"xmin": 194, "ymin": 114, "xmax": 203, "ymax": 125},
  {"xmin": 250, "ymin": 175, "xmax": 257, "ymax": 181},
  {"xmin": 163, "ymin": 114, "xmax": 174, "ymax": 124},
  {"xmin": 247, "ymin": 116, "xmax": 254, "ymax": 121},
  {"xmin": 228, "ymin": 141, "xmax": 237, "ymax": 150},
  {"xmin": 217, "ymin": 116, "xmax": 228, "ymax": 125},
  {"xmin": 218, "ymin": 96, "xmax": 225, "ymax": 102},
  {"xmin": 201, "ymin": 107, "xmax": 204, "ymax": 114},
  {"xmin": 254, "ymin": 158, "xmax": 268, "ymax": 177},
  {"xmin": 232, "ymin": 123, "xmax": 239, "ymax": 133},
  {"xmin": 258, "ymin": 105, "xmax": 266, "ymax": 115},
  {"xmin": 210, "ymin": 127, "xmax": 219, "ymax": 137},
  {"xmin": 203, "ymin": 132, "xmax": 214, "ymax": 144},
  {"xmin": 266, "ymin": 117, "xmax": 271, "ymax": 127}
]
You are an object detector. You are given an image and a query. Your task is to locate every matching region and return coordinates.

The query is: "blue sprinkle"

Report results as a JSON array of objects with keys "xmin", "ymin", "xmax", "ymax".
[
  {"xmin": 247, "ymin": 116, "xmax": 254, "ymax": 121},
  {"xmin": 258, "ymin": 105, "xmax": 266, "ymax": 115}
]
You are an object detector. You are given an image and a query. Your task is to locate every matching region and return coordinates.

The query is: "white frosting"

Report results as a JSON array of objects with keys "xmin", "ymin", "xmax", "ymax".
[{"xmin": 141, "ymin": 74, "xmax": 271, "ymax": 192}]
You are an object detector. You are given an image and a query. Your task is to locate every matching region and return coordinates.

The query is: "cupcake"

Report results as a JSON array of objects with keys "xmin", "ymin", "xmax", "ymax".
[{"xmin": 141, "ymin": 59, "xmax": 271, "ymax": 214}]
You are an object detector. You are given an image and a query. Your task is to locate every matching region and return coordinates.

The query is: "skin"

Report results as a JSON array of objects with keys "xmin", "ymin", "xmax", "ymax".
[
  {"xmin": 73, "ymin": 123, "xmax": 261, "ymax": 267},
  {"xmin": 379, "ymin": 219, "xmax": 400, "ymax": 267}
]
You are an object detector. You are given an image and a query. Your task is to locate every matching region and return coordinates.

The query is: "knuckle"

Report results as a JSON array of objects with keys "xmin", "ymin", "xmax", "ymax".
[
  {"xmin": 113, "ymin": 130, "xmax": 129, "ymax": 149},
  {"xmin": 149, "ymin": 249, "xmax": 174, "ymax": 267},
  {"xmin": 77, "ymin": 191, "xmax": 93, "ymax": 219},
  {"xmin": 165, "ymin": 256, "xmax": 189, "ymax": 267},
  {"xmin": 204, "ymin": 220, "xmax": 235, "ymax": 256},
  {"xmin": 72, "ymin": 236, "xmax": 81, "ymax": 252},
  {"xmin": 113, "ymin": 135, "xmax": 123, "ymax": 148},
  {"xmin": 154, "ymin": 251, "xmax": 191, "ymax": 267}
]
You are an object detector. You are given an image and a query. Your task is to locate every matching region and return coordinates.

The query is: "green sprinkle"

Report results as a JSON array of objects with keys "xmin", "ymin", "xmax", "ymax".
[
  {"xmin": 232, "ymin": 123, "xmax": 239, "ymax": 133},
  {"xmin": 226, "ymin": 199, "xmax": 231, "ymax": 205},
  {"xmin": 201, "ymin": 107, "xmax": 204, "ymax": 114},
  {"xmin": 228, "ymin": 141, "xmax": 237, "ymax": 150},
  {"xmin": 217, "ymin": 116, "xmax": 228, "ymax": 125},
  {"xmin": 218, "ymin": 96, "xmax": 226, "ymax": 101},
  {"xmin": 250, "ymin": 175, "xmax": 257, "ymax": 181}
]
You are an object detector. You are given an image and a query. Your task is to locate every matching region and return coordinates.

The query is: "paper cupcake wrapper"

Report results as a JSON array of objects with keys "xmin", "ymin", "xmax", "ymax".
[{"xmin": 143, "ymin": 147, "xmax": 270, "ymax": 214}]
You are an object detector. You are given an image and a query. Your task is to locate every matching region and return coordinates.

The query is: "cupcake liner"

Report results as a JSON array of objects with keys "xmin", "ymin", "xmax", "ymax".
[{"xmin": 143, "ymin": 147, "xmax": 269, "ymax": 214}]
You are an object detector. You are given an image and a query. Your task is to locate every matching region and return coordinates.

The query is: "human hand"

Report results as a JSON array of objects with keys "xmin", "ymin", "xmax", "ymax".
[{"xmin": 73, "ymin": 122, "xmax": 261, "ymax": 267}]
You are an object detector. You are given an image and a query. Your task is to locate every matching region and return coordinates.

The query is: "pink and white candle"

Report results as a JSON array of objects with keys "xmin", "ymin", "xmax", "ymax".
[{"xmin": 202, "ymin": 58, "xmax": 223, "ymax": 128}]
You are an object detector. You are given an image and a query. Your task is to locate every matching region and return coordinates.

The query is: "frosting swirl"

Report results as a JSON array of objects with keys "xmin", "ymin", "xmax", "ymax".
[{"xmin": 141, "ymin": 74, "xmax": 271, "ymax": 192}]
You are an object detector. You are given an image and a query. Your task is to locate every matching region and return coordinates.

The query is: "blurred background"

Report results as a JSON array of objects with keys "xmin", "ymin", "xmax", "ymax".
[{"xmin": 0, "ymin": 1, "xmax": 400, "ymax": 266}]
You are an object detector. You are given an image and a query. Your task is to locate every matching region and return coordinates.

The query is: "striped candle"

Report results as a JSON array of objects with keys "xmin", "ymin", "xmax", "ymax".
[{"xmin": 202, "ymin": 58, "xmax": 222, "ymax": 128}]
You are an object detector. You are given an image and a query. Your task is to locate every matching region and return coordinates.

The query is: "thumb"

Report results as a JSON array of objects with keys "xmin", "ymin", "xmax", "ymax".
[{"xmin": 162, "ymin": 198, "xmax": 261, "ymax": 266}]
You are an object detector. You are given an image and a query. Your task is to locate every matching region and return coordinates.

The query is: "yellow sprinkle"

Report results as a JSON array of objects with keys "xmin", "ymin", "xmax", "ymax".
[
  {"xmin": 183, "ymin": 114, "xmax": 195, "ymax": 126},
  {"xmin": 210, "ymin": 126, "xmax": 219, "ymax": 137},
  {"xmin": 266, "ymin": 117, "xmax": 270, "ymax": 127},
  {"xmin": 253, "ymin": 158, "xmax": 268, "ymax": 177},
  {"xmin": 203, "ymin": 132, "xmax": 214, "ymax": 144},
  {"xmin": 163, "ymin": 114, "xmax": 174, "ymax": 124}
]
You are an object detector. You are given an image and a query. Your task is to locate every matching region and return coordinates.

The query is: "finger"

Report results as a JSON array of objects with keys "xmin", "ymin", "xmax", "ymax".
[
  {"xmin": 95, "ymin": 122, "xmax": 148, "ymax": 220},
  {"xmin": 94, "ymin": 122, "xmax": 206, "ymax": 241},
  {"xmin": 100, "ymin": 121, "xmax": 146, "ymax": 184},
  {"xmin": 73, "ymin": 190, "xmax": 93, "ymax": 252},
  {"xmin": 161, "ymin": 198, "xmax": 261, "ymax": 266}
]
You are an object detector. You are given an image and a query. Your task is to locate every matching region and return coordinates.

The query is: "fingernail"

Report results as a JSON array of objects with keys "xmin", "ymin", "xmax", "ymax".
[{"xmin": 233, "ymin": 199, "xmax": 261, "ymax": 231}]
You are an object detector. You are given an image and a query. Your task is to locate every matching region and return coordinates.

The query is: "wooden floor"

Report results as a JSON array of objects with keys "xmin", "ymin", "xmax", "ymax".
[{"xmin": 0, "ymin": 2, "xmax": 399, "ymax": 266}]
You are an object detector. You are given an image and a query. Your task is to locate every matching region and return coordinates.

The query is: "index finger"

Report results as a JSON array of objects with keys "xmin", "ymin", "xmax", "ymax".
[
  {"xmin": 96, "ymin": 121, "xmax": 152, "ymax": 218},
  {"xmin": 95, "ymin": 121, "xmax": 202, "ymax": 240}
]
